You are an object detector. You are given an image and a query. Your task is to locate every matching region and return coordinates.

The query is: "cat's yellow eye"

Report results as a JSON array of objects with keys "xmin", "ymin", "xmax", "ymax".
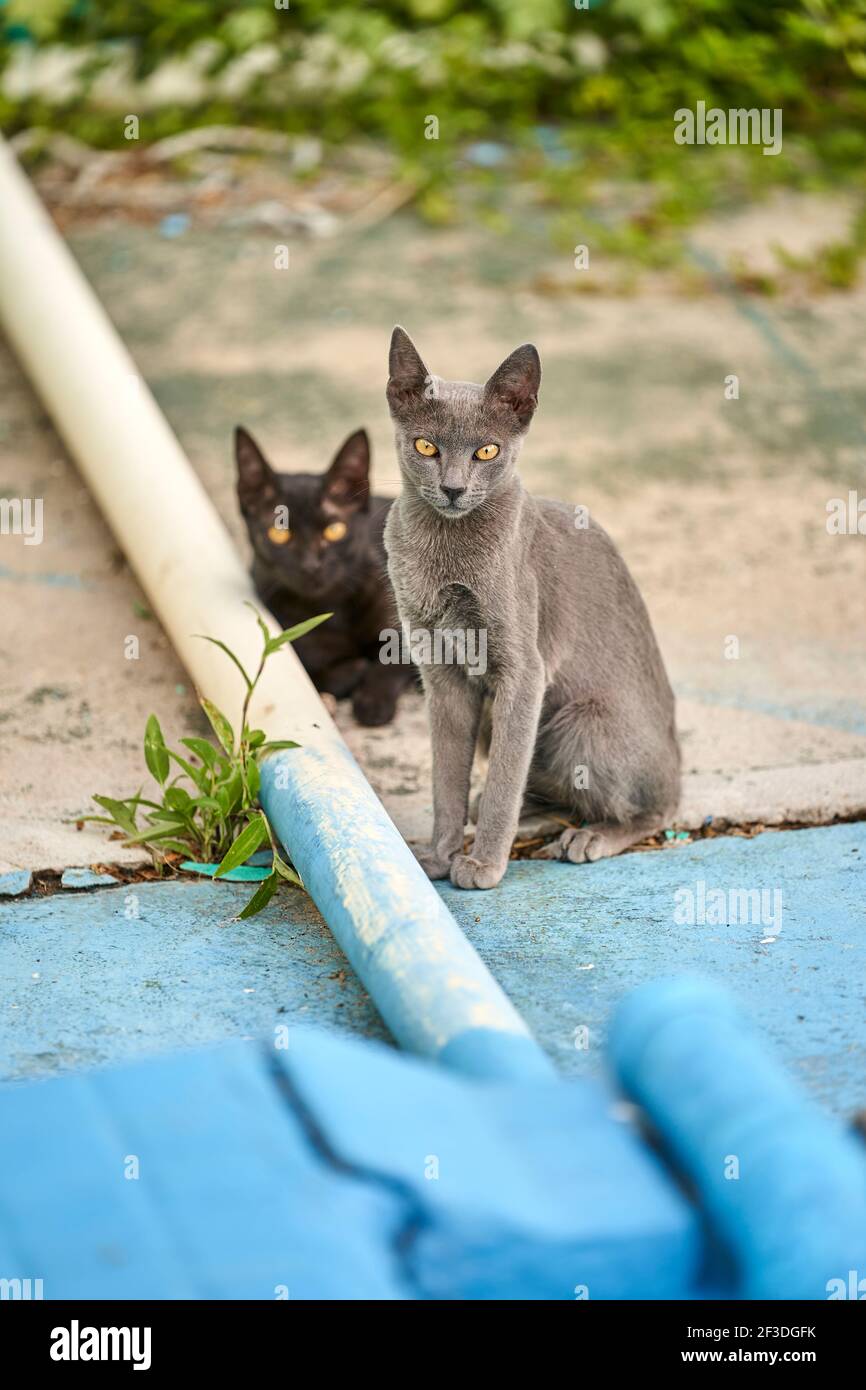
[
  {"xmin": 414, "ymin": 438, "xmax": 439, "ymax": 457},
  {"xmin": 474, "ymin": 443, "xmax": 500, "ymax": 461},
  {"xmin": 267, "ymin": 525, "xmax": 292, "ymax": 545},
  {"xmin": 322, "ymin": 520, "xmax": 347, "ymax": 543}
]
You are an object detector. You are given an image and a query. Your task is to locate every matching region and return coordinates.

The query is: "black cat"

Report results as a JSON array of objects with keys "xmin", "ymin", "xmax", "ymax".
[{"xmin": 235, "ymin": 425, "xmax": 414, "ymax": 726}]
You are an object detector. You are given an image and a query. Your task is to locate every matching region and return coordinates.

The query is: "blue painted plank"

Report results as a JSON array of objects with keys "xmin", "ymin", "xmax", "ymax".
[
  {"xmin": 0, "ymin": 1041, "xmax": 407, "ymax": 1299},
  {"xmin": 0, "ymin": 1024, "xmax": 699, "ymax": 1301},
  {"xmin": 0, "ymin": 1069, "xmax": 199, "ymax": 1298},
  {"xmin": 611, "ymin": 977, "xmax": 866, "ymax": 1299},
  {"xmin": 276, "ymin": 1028, "xmax": 701, "ymax": 1300},
  {"xmin": 1, "ymin": 983, "xmax": 864, "ymax": 1299}
]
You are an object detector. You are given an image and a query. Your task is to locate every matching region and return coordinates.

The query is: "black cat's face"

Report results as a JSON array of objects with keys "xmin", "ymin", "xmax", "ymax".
[{"xmin": 235, "ymin": 426, "xmax": 373, "ymax": 601}]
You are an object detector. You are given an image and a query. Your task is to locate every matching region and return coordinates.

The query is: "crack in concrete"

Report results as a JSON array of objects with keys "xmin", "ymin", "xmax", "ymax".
[{"xmin": 261, "ymin": 1043, "xmax": 430, "ymax": 1300}]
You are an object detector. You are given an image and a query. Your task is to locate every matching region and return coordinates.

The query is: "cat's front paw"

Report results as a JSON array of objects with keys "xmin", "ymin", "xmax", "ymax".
[
  {"xmin": 449, "ymin": 853, "xmax": 507, "ymax": 891},
  {"xmin": 413, "ymin": 847, "xmax": 455, "ymax": 880}
]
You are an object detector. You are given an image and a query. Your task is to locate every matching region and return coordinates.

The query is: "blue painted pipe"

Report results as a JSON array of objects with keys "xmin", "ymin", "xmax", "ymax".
[
  {"xmin": 609, "ymin": 977, "xmax": 866, "ymax": 1299},
  {"xmin": 259, "ymin": 744, "xmax": 554, "ymax": 1083}
]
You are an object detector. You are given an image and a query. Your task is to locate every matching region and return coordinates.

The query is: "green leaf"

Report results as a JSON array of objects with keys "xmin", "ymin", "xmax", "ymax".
[
  {"xmin": 200, "ymin": 697, "xmax": 234, "ymax": 756},
  {"xmin": 259, "ymin": 740, "xmax": 300, "ymax": 754},
  {"xmin": 181, "ymin": 737, "xmax": 220, "ymax": 769},
  {"xmin": 244, "ymin": 600, "xmax": 275, "ymax": 652},
  {"xmin": 123, "ymin": 823, "xmax": 193, "ymax": 847},
  {"xmin": 265, "ymin": 612, "xmax": 332, "ymax": 654},
  {"xmin": 246, "ymin": 728, "xmax": 266, "ymax": 748},
  {"xmin": 273, "ymin": 854, "xmax": 303, "ymax": 889},
  {"xmin": 214, "ymin": 813, "xmax": 269, "ymax": 879},
  {"xmin": 151, "ymin": 838, "xmax": 194, "ymax": 856},
  {"xmin": 144, "ymin": 714, "xmax": 170, "ymax": 785},
  {"xmin": 92, "ymin": 794, "xmax": 138, "ymax": 836},
  {"xmin": 164, "ymin": 786, "xmax": 193, "ymax": 814},
  {"xmin": 128, "ymin": 793, "xmax": 164, "ymax": 811},
  {"xmin": 144, "ymin": 807, "xmax": 189, "ymax": 824},
  {"xmin": 245, "ymin": 757, "xmax": 261, "ymax": 801},
  {"xmin": 169, "ymin": 748, "xmax": 208, "ymax": 791},
  {"xmin": 215, "ymin": 767, "xmax": 243, "ymax": 818},
  {"xmin": 237, "ymin": 871, "xmax": 280, "ymax": 920},
  {"xmin": 193, "ymin": 635, "xmax": 252, "ymax": 691}
]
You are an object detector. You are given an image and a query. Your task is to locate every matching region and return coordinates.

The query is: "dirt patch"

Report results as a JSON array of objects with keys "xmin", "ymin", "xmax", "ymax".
[{"xmin": 22, "ymin": 861, "xmax": 184, "ymax": 898}]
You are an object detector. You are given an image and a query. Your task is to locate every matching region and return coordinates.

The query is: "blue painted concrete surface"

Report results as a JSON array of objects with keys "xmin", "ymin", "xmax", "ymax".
[
  {"xmin": 0, "ymin": 879, "xmax": 388, "ymax": 1083},
  {"xmin": 1, "ymin": 824, "xmax": 863, "ymax": 1118},
  {"xmin": 444, "ymin": 822, "xmax": 866, "ymax": 1117},
  {"xmin": 59, "ymin": 867, "xmax": 120, "ymax": 890},
  {"xmin": 0, "ymin": 870, "xmax": 32, "ymax": 897}
]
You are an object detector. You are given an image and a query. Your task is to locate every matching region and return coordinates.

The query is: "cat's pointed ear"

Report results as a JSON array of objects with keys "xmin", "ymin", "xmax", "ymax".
[
  {"xmin": 484, "ymin": 344, "xmax": 541, "ymax": 427},
  {"xmin": 235, "ymin": 426, "xmax": 278, "ymax": 511},
  {"xmin": 322, "ymin": 428, "xmax": 370, "ymax": 515},
  {"xmin": 387, "ymin": 326, "xmax": 430, "ymax": 410}
]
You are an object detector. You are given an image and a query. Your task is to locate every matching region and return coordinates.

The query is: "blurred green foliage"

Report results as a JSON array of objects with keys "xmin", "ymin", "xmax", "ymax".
[
  {"xmin": 3, "ymin": 1, "xmax": 866, "ymax": 146},
  {"xmin": 2, "ymin": 1, "xmax": 865, "ymax": 275}
]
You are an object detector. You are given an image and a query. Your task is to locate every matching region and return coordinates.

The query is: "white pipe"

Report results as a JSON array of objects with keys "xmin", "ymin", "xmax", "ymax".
[
  {"xmin": 0, "ymin": 136, "xmax": 552, "ymax": 1079},
  {"xmin": 0, "ymin": 138, "xmax": 315, "ymax": 744}
]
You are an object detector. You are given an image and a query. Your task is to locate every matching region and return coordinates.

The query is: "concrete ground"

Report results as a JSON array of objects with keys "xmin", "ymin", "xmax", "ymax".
[
  {"xmin": 1, "ymin": 168, "xmax": 864, "ymax": 1120},
  {"xmin": 1, "ymin": 182, "xmax": 865, "ymax": 872}
]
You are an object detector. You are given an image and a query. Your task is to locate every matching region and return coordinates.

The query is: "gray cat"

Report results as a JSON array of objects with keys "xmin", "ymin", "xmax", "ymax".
[{"xmin": 383, "ymin": 326, "xmax": 680, "ymax": 890}]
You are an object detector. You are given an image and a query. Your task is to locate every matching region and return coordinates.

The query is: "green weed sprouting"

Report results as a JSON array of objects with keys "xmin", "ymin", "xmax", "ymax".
[{"xmin": 86, "ymin": 605, "xmax": 331, "ymax": 919}]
